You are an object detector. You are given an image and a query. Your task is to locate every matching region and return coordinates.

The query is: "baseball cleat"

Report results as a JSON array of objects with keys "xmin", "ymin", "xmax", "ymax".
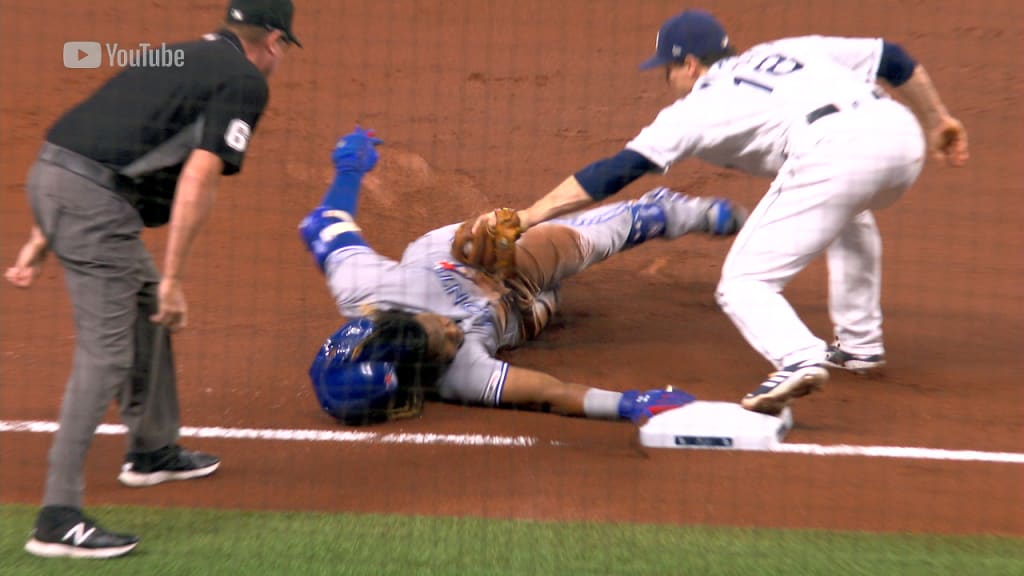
[
  {"xmin": 25, "ymin": 506, "xmax": 139, "ymax": 559},
  {"xmin": 823, "ymin": 345, "xmax": 886, "ymax": 373},
  {"xmin": 619, "ymin": 387, "xmax": 697, "ymax": 423},
  {"xmin": 118, "ymin": 444, "xmax": 220, "ymax": 488},
  {"xmin": 704, "ymin": 198, "xmax": 748, "ymax": 236},
  {"xmin": 741, "ymin": 361, "xmax": 828, "ymax": 416}
]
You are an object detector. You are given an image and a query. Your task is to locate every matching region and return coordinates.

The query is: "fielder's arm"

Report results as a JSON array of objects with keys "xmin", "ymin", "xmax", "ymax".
[
  {"xmin": 891, "ymin": 65, "xmax": 969, "ymax": 166},
  {"xmin": 874, "ymin": 41, "xmax": 968, "ymax": 167},
  {"xmin": 478, "ymin": 149, "xmax": 658, "ymax": 234},
  {"xmin": 515, "ymin": 175, "xmax": 595, "ymax": 233}
]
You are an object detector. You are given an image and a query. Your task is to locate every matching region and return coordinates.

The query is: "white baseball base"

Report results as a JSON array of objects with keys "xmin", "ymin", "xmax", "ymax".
[{"xmin": 638, "ymin": 401, "xmax": 794, "ymax": 451}]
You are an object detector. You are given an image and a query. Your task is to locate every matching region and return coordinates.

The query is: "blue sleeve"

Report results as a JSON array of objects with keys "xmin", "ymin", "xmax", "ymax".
[
  {"xmin": 573, "ymin": 149, "xmax": 658, "ymax": 201},
  {"xmin": 878, "ymin": 41, "xmax": 917, "ymax": 87},
  {"xmin": 299, "ymin": 169, "xmax": 370, "ymax": 272},
  {"xmin": 321, "ymin": 169, "xmax": 365, "ymax": 217}
]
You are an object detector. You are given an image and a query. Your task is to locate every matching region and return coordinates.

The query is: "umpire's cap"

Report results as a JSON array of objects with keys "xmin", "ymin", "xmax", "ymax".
[
  {"xmin": 639, "ymin": 9, "xmax": 729, "ymax": 70},
  {"xmin": 227, "ymin": 0, "xmax": 302, "ymax": 47}
]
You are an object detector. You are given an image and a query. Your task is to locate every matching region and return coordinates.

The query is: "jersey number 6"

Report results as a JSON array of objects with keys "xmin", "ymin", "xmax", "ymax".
[{"xmin": 224, "ymin": 119, "xmax": 252, "ymax": 152}]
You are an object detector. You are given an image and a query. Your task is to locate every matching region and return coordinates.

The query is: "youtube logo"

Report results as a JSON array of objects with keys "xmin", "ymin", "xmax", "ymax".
[{"xmin": 63, "ymin": 42, "xmax": 102, "ymax": 69}]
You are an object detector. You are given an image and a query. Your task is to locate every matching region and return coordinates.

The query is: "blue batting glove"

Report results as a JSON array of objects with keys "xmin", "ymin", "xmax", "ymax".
[{"xmin": 332, "ymin": 126, "xmax": 383, "ymax": 174}]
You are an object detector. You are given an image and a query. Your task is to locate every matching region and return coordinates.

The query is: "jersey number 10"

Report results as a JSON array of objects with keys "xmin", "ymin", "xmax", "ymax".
[{"xmin": 733, "ymin": 54, "xmax": 805, "ymax": 93}]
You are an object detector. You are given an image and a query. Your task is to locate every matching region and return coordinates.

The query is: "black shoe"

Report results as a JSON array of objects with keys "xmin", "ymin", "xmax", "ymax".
[
  {"xmin": 24, "ymin": 506, "xmax": 139, "ymax": 559},
  {"xmin": 118, "ymin": 444, "xmax": 220, "ymax": 487}
]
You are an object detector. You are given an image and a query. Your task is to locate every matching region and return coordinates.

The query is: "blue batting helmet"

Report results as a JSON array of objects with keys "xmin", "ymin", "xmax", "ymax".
[{"xmin": 309, "ymin": 317, "xmax": 425, "ymax": 425}]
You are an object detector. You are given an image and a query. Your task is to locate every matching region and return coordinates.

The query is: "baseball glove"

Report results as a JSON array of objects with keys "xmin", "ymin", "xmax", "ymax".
[{"xmin": 451, "ymin": 208, "xmax": 523, "ymax": 278}]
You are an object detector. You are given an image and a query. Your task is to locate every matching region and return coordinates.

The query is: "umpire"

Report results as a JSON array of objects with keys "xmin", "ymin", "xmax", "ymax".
[{"xmin": 6, "ymin": 0, "xmax": 301, "ymax": 560}]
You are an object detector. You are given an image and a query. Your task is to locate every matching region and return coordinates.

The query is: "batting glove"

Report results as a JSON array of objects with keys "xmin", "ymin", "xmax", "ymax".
[{"xmin": 333, "ymin": 126, "xmax": 383, "ymax": 174}]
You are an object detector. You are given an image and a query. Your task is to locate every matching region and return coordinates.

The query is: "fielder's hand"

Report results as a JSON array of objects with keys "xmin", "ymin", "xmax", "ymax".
[
  {"xmin": 452, "ymin": 208, "xmax": 525, "ymax": 279},
  {"xmin": 469, "ymin": 208, "xmax": 529, "ymax": 236},
  {"xmin": 930, "ymin": 115, "xmax": 969, "ymax": 167}
]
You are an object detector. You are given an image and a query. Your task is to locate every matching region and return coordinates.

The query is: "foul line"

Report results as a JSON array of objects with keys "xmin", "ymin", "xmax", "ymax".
[
  {"xmin": 1, "ymin": 420, "xmax": 1021, "ymax": 464},
  {"xmin": 0, "ymin": 420, "xmax": 537, "ymax": 448}
]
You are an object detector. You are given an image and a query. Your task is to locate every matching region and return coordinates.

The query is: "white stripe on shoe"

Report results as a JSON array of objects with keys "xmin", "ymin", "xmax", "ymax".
[
  {"xmin": 117, "ymin": 461, "xmax": 220, "ymax": 488},
  {"xmin": 25, "ymin": 538, "xmax": 139, "ymax": 559},
  {"xmin": 741, "ymin": 364, "xmax": 829, "ymax": 416}
]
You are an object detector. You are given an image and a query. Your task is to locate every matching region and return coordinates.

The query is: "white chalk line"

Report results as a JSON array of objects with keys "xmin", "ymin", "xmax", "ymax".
[
  {"xmin": 1, "ymin": 420, "xmax": 1022, "ymax": 464},
  {"xmin": 0, "ymin": 420, "xmax": 537, "ymax": 448}
]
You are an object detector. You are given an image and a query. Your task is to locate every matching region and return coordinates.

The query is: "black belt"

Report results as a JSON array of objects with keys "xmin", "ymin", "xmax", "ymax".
[
  {"xmin": 38, "ymin": 142, "xmax": 127, "ymax": 190},
  {"xmin": 806, "ymin": 89, "xmax": 884, "ymax": 125},
  {"xmin": 806, "ymin": 104, "xmax": 840, "ymax": 125},
  {"xmin": 36, "ymin": 142, "xmax": 178, "ymax": 227}
]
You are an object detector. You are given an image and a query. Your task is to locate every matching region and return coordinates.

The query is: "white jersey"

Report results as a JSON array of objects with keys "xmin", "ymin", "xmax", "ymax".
[
  {"xmin": 626, "ymin": 36, "xmax": 886, "ymax": 177},
  {"xmin": 695, "ymin": 35, "xmax": 927, "ymax": 374}
]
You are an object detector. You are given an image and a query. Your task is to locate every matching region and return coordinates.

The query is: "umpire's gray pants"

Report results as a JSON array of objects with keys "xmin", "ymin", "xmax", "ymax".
[{"xmin": 27, "ymin": 159, "xmax": 180, "ymax": 508}]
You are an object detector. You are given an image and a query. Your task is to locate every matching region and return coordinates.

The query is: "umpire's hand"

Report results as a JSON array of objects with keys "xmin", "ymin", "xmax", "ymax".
[
  {"xmin": 151, "ymin": 277, "xmax": 187, "ymax": 331},
  {"xmin": 4, "ymin": 226, "xmax": 48, "ymax": 289}
]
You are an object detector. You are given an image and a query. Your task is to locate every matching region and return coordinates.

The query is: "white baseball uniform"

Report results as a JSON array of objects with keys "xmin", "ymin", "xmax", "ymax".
[{"xmin": 626, "ymin": 36, "xmax": 926, "ymax": 368}]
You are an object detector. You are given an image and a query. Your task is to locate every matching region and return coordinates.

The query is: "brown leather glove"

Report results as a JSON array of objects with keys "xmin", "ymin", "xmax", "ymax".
[{"xmin": 451, "ymin": 208, "xmax": 523, "ymax": 279}]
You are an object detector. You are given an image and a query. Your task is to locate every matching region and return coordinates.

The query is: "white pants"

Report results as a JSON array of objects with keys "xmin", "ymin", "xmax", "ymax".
[{"xmin": 716, "ymin": 99, "xmax": 926, "ymax": 369}]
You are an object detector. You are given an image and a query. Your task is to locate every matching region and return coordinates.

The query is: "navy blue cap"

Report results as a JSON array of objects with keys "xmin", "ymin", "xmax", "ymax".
[{"xmin": 639, "ymin": 10, "xmax": 729, "ymax": 70}]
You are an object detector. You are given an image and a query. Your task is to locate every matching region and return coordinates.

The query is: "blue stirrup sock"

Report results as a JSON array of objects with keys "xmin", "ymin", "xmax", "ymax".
[{"xmin": 624, "ymin": 203, "xmax": 667, "ymax": 248}]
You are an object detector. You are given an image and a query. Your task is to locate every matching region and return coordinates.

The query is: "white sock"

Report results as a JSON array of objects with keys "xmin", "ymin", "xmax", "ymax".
[{"xmin": 583, "ymin": 389, "xmax": 623, "ymax": 419}]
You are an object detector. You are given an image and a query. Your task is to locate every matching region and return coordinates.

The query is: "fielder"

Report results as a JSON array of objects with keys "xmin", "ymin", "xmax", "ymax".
[
  {"xmin": 457, "ymin": 9, "xmax": 969, "ymax": 416},
  {"xmin": 298, "ymin": 128, "xmax": 748, "ymax": 425}
]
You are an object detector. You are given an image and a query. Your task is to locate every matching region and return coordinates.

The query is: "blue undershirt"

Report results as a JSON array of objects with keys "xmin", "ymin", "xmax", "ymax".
[
  {"xmin": 573, "ymin": 149, "xmax": 659, "ymax": 201},
  {"xmin": 878, "ymin": 41, "xmax": 917, "ymax": 86}
]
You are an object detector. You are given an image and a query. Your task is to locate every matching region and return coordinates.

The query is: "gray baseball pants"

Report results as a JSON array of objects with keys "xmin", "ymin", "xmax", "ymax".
[{"xmin": 27, "ymin": 150, "xmax": 180, "ymax": 508}]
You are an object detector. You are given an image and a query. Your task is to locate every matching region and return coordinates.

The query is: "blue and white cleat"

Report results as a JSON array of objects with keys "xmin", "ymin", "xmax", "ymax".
[
  {"xmin": 618, "ymin": 387, "xmax": 697, "ymax": 423},
  {"xmin": 741, "ymin": 361, "xmax": 828, "ymax": 416}
]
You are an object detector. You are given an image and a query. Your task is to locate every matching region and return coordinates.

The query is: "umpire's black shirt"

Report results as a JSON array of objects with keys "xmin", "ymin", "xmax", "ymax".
[{"xmin": 47, "ymin": 30, "xmax": 269, "ymax": 220}]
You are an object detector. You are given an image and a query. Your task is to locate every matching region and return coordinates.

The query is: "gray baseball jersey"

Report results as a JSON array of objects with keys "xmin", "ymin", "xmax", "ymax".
[
  {"xmin": 322, "ymin": 190, "xmax": 719, "ymax": 406},
  {"xmin": 324, "ymin": 224, "xmax": 514, "ymax": 406}
]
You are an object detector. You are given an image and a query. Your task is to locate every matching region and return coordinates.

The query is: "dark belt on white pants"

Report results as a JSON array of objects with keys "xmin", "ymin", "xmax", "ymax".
[
  {"xmin": 806, "ymin": 90, "xmax": 884, "ymax": 125},
  {"xmin": 806, "ymin": 104, "xmax": 840, "ymax": 125}
]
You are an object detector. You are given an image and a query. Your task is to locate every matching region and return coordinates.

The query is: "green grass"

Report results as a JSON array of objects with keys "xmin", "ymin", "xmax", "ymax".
[{"xmin": 1, "ymin": 505, "xmax": 1021, "ymax": 575}]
